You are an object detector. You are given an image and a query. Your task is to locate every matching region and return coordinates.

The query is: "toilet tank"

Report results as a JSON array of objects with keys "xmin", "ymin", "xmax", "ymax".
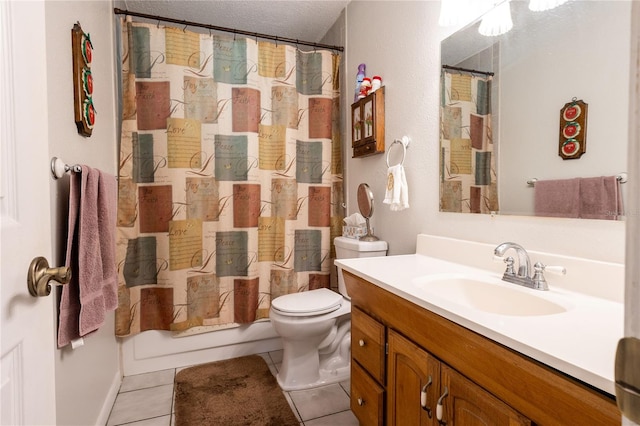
[{"xmin": 334, "ymin": 236, "xmax": 388, "ymax": 298}]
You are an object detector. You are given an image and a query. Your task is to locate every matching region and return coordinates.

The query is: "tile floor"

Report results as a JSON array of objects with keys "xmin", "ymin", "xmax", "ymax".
[{"xmin": 106, "ymin": 350, "xmax": 359, "ymax": 426}]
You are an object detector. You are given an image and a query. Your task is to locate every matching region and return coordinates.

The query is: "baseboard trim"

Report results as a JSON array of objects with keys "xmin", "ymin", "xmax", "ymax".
[{"xmin": 95, "ymin": 370, "xmax": 121, "ymax": 426}]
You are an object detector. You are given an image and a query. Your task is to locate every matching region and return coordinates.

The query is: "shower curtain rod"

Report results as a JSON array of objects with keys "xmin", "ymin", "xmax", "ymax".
[
  {"xmin": 442, "ymin": 65, "xmax": 494, "ymax": 76},
  {"xmin": 113, "ymin": 8, "xmax": 344, "ymax": 52}
]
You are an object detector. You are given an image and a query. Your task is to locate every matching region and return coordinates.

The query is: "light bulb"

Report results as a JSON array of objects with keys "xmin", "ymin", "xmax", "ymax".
[
  {"xmin": 439, "ymin": 0, "xmax": 459, "ymax": 26},
  {"xmin": 478, "ymin": 0, "xmax": 513, "ymax": 37},
  {"xmin": 439, "ymin": 0, "xmax": 491, "ymax": 27},
  {"xmin": 529, "ymin": 0, "xmax": 569, "ymax": 12}
]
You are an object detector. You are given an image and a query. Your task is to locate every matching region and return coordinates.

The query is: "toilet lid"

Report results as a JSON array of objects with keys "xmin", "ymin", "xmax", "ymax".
[{"xmin": 271, "ymin": 288, "xmax": 343, "ymax": 317}]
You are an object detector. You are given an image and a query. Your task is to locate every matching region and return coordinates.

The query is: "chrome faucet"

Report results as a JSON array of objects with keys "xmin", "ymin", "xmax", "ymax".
[
  {"xmin": 494, "ymin": 242, "xmax": 531, "ymax": 280},
  {"xmin": 493, "ymin": 242, "xmax": 563, "ymax": 291}
]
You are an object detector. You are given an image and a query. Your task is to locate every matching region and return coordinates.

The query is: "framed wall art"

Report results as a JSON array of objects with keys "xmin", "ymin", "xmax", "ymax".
[
  {"xmin": 72, "ymin": 22, "xmax": 95, "ymax": 137},
  {"xmin": 559, "ymin": 98, "xmax": 587, "ymax": 160}
]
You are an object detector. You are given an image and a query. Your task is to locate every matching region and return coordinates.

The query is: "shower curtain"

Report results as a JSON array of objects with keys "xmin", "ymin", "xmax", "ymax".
[
  {"xmin": 440, "ymin": 69, "xmax": 499, "ymax": 214},
  {"xmin": 115, "ymin": 19, "xmax": 343, "ymax": 337}
]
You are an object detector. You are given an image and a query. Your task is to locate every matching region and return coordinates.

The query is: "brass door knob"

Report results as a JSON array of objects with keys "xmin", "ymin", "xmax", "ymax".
[{"xmin": 27, "ymin": 257, "xmax": 71, "ymax": 297}]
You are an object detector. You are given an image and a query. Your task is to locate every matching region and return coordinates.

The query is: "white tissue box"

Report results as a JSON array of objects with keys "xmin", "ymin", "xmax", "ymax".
[{"xmin": 342, "ymin": 225, "xmax": 367, "ymax": 239}]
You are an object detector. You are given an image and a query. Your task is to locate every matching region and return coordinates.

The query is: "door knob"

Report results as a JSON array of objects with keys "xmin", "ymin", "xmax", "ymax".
[{"xmin": 27, "ymin": 257, "xmax": 71, "ymax": 297}]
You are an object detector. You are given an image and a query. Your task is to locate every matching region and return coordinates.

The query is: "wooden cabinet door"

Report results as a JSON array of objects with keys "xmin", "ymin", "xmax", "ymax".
[
  {"xmin": 387, "ymin": 330, "xmax": 441, "ymax": 426},
  {"xmin": 440, "ymin": 364, "xmax": 531, "ymax": 426}
]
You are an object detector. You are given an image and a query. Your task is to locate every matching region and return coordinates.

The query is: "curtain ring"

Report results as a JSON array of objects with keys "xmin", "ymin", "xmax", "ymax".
[
  {"xmin": 254, "ymin": 33, "xmax": 258, "ymax": 44},
  {"xmin": 183, "ymin": 22, "xmax": 187, "ymax": 32},
  {"xmin": 157, "ymin": 20, "xmax": 160, "ymax": 28},
  {"xmin": 233, "ymin": 29, "xmax": 236, "ymax": 41},
  {"xmin": 295, "ymin": 39, "xmax": 299, "ymax": 51},
  {"xmin": 275, "ymin": 36, "xmax": 278, "ymax": 47}
]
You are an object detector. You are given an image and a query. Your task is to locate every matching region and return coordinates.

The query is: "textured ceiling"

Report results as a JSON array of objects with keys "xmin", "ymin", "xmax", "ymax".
[{"xmin": 116, "ymin": 0, "xmax": 349, "ymax": 44}]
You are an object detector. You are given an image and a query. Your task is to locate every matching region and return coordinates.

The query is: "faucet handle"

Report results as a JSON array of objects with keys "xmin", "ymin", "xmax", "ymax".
[
  {"xmin": 532, "ymin": 262, "xmax": 566, "ymax": 290},
  {"xmin": 494, "ymin": 255, "xmax": 516, "ymax": 276},
  {"xmin": 542, "ymin": 265, "xmax": 567, "ymax": 275}
]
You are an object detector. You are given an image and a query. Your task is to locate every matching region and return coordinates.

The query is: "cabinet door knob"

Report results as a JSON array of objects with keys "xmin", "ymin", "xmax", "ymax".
[
  {"xmin": 358, "ymin": 339, "xmax": 365, "ymax": 347},
  {"xmin": 420, "ymin": 375, "xmax": 433, "ymax": 418},
  {"xmin": 436, "ymin": 386, "xmax": 449, "ymax": 424},
  {"xmin": 357, "ymin": 397, "xmax": 364, "ymax": 406}
]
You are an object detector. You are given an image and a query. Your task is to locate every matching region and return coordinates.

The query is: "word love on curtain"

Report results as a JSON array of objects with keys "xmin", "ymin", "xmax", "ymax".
[
  {"xmin": 115, "ymin": 19, "xmax": 344, "ymax": 337},
  {"xmin": 440, "ymin": 69, "xmax": 499, "ymax": 214}
]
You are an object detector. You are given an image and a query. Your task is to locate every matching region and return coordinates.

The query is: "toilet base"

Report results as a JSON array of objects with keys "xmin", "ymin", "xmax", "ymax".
[
  {"xmin": 274, "ymin": 314, "xmax": 351, "ymax": 391},
  {"xmin": 276, "ymin": 363, "xmax": 350, "ymax": 391}
]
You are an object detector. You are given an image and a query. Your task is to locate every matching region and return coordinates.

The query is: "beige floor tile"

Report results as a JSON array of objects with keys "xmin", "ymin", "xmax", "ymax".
[
  {"xmin": 120, "ymin": 369, "xmax": 175, "ymax": 393},
  {"xmin": 107, "ymin": 384, "xmax": 173, "ymax": 426},
  {"xmin": 288, "ymin": 383, "xmax": 351, "ymax": 421},
  {"xmin": 304, "ymin": 410, "xmax": 359, "ymax": 425},
  {"xmin": 119, "ymin": 415, "xmax": 172, "ymax": 426}
]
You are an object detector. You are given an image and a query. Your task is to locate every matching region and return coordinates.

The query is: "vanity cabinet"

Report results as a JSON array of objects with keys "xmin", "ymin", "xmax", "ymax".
[
  {"xmin": 388, "ymin": 330, "xmax": 530, "ymax": 425},
  {"xmin": 345, "ymin": 271, "xmax": 620, "ymax": 425},
  {"xmin": 351, "ymin": 87, "xmax": 385, "ymax": 158}
]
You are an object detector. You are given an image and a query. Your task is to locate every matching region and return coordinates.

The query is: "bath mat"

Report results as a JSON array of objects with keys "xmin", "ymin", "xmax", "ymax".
[{"xmin": 174, "ymin": 355, "xmax": 299, "ymax": 426}]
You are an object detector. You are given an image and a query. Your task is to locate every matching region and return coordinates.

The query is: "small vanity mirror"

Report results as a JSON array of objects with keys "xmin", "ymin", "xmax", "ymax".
[
  {"xmin": 357, "ymin": 183, "xmax": 379, "ymax": 241},
  {"xmin": 439, "ymin": 1, "xmax": 630, "ymax": 218}
]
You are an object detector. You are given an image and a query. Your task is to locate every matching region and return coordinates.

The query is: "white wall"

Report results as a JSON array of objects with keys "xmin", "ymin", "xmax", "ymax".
[
  {"xmin": 344, "ymin": 1, "xmax": 625, "ymax": 264},
  {"xmin": 45, "ymin": 1, "xmax": 121, "ymax": 425}
]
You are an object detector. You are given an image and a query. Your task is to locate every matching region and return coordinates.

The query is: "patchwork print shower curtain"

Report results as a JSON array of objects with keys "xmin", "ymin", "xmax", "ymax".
[
  {"xmin": 440, "ymin": 70, "xmax": 498, "ymax": 214},
  {"xmin": 115, "ymin": 19, "xmax": 343, "ymax": 337}
]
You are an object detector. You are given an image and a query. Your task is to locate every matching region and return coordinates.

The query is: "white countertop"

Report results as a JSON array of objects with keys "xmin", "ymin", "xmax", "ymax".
[{"xmin": 336, "ymin": 253, "xmax": 623, "ymax": 396}]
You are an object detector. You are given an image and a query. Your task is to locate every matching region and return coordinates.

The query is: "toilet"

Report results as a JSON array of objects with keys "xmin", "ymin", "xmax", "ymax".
[{"xmin": 269, "ymin": 236, "xmax": 388, "ymax": 391}]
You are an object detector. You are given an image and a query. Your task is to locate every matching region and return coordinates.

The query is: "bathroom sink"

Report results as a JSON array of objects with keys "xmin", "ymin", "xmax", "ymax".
[{"xmin": 411, "ymin": 274, "xmax": 568, "ymax": 316}]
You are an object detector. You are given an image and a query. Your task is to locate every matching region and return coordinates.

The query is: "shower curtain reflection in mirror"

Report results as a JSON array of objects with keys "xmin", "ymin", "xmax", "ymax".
[
  {"xmin": 440, "ymin": 69, "xmax": 499, "ymax": 214},
  {"xmin": 114, "ymin": 18, "xmax": 343, "ymax": 337}
]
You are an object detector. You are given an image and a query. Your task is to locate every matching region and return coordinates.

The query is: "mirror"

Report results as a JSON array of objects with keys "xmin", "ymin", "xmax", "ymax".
[
  {"xmin": 357, "ymin": 183, "xmax": 379, "ymax": 241},
  {"xmin": 439, "ymin": 1, "xmax": 630, "ymax": 218}
]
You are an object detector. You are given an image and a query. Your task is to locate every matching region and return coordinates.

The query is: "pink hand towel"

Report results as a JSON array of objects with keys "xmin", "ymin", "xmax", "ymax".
[
  {"xmin": 58, "ymin": 166, "xmax": 118, "ymax": 348},
  {"xmin": 579, "ymin": 176, "xmax": 624, "ymax": 220},
  {"xmin": 534, "ymin": 178, "xmax": 580, "ymax": 218}
]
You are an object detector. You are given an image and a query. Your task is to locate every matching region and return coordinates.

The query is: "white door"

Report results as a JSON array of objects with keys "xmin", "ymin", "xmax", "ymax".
[{"xmin": 1, "ymin": 1, "xmax": 57, "ymax": 425}]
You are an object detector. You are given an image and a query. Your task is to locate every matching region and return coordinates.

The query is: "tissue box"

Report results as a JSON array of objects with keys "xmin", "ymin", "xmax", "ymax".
[{"xmin": 342, "ymin": 225, "xmax": 367, "ymax": 239}]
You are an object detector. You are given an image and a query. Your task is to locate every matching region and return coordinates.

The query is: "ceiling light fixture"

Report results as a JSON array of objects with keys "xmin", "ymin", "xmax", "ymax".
[
  {"xmin": 528, "ymin": 0, "xmax": 569, "ymax": 12},
  {"xmin": 439, "ymin": 0, "xmax": 491, "ymax": 27},
  {"xmin": 478, "ymin": 0, "xmax": 513, "ymax": 37},
  {"xmin": 439, "ymin": 0, "xmax": 467, "ymax": 26}
]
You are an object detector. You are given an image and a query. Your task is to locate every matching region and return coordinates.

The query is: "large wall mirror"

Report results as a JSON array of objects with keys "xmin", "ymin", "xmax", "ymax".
[{"xmin": 439, "ymin": 1, "xmax": 630, "ymax": 218}]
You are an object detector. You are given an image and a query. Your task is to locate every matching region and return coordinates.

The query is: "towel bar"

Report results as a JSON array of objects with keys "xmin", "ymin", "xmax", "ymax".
[
  {"xmin": 51, "ymin": 157, "xmax": 82, "ymax": 179},
  {"xmin": 527, "ymin": 173, "xmax": 627, "ymax": 187}
]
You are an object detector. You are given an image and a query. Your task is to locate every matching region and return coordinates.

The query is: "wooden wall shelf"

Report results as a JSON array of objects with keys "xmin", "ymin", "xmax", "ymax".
[{"xmin": 351, "ymin": 87, "xmax": 385, "ymax": 158}]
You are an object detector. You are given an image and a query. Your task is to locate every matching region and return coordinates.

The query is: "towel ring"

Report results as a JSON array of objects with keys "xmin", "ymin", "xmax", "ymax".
[{"xmin": 386, "ymin": 137, "xmax": 410, "ymax": 168}]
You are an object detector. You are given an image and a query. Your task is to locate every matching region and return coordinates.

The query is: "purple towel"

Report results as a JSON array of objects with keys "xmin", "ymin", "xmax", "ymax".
[
  {"xmin": 534, "ymin": 178, "xmax": 580, "ymax": 218},
  {"xmin": 534, "ymin": 176, "xmax": 623, "ymax": 220},
  {"xmin": 579, "ymin": 176, "xmax": 624, "ymax": 220},
  {"xmin": 58, "ymin": 166, "xmax": 118, "ymax": 348}
]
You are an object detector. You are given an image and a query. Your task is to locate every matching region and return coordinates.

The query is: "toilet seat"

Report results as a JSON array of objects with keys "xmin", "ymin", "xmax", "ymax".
[{"xmin": 271, "ymin": 288, "xmax": 343, "ymax": 317}]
